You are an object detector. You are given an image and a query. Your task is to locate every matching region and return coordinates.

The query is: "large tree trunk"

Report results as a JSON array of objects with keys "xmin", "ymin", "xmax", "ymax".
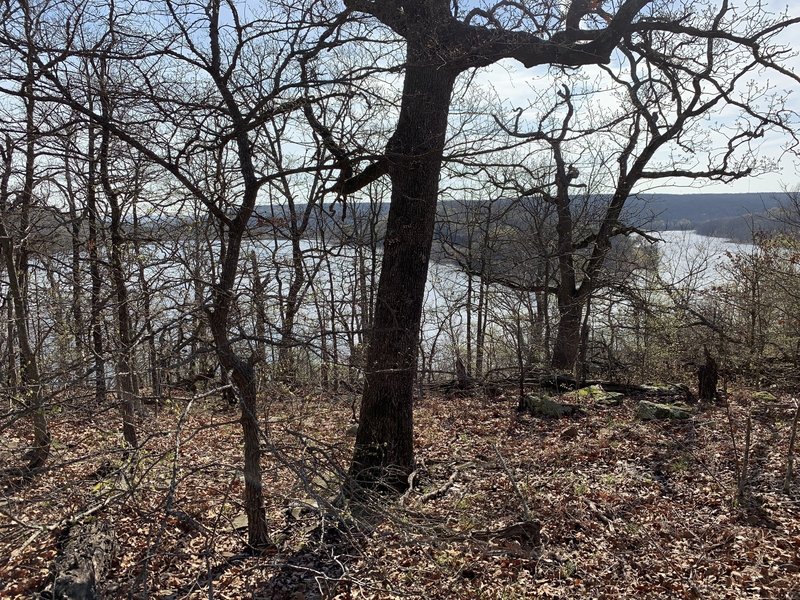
[
  {"xmin": 345, "ymin": 0, "xmax": 651, "ymax": 491},
  {"xmin": 550, "ymin": 151, "xmax": 583, "ymax": 373},
  {"xmin": 551, "ymin": 301, "xmax": 583, "ymax": 371},
  {"xmin": 350, "ymin": 48, "xmax": 457, "ymax": 489}
]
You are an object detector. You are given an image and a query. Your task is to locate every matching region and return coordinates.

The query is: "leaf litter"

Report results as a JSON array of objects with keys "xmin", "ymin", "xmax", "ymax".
[{"xmin": 1, "ymin": 388, "xmax": 799, "ymax": 598}]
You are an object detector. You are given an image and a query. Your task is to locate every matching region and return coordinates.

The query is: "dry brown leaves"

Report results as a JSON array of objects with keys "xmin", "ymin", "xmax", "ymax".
[{"xmin": 1, "ymin": 387, "xmax": 799, "ymax": 599}]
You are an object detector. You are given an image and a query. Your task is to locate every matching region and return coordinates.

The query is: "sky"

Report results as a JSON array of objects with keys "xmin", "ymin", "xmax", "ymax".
[{"xmin": 469, "ymin": 1, "xmax": 800, "ymax": 195}]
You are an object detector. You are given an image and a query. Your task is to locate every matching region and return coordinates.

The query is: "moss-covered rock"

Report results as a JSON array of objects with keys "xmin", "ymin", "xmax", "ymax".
[
  {"xmin": 572, "ymin": 384, "xmax": 624, "ymax": 406},
  {"xmin": 752, "ymin": 391, "xmax": 778, "ymax": 403},
  {"xmin": 522, "ymin": 395, "xmax": 582, "ymax": 418},
  {"xmin": 635, "ymin": 400, "xmax": 692, "ymax": 420}
]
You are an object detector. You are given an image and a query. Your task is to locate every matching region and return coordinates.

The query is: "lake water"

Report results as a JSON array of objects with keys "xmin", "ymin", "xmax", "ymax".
[
  {"xmin": 655, "ymin": 230, "xmax": 755, "ymax": 289},
  {"xmin": 27, "ymin": 228, "xmax": 755, "ymax": 378}
]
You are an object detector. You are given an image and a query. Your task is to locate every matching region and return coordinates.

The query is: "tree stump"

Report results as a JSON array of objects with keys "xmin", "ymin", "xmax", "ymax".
[
  {"xmin": 455, "ymin": 357, "xmax": 471, "ymax": 387},
  {"xmin": 698, "ymin": 347, "xmax": 718, "ymax": 401}
]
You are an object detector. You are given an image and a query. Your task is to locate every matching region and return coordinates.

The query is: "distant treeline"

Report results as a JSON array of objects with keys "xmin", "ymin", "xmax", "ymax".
[
  {"xmin": 94, "ymin": 191, "xmax": 792, "ymax": 245},
  {"xmin": 624, "ymin": 192, "xmax": 792, "ymax": 242}
]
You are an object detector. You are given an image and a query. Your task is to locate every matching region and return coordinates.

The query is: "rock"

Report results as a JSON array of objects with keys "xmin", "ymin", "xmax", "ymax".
[
  {"xmin": 571, "ymin": 384, "xmax": 624, "ymax": 406},
  {"xmin": 575, "ymin": 384, "xmax": 609, "ymax": 398},
  {"xmin": 345, "ymin": 423, "xmax": 359, "ymax": 437},
  {"xmin": 522, "ymin": 395, "xmax": 582, "ymax": 418},
  {"xmin": 635, "ymin": 400, "xmax": 692, "ymax": 420},
  {"xmin": 231, "ymin": 514, "xmax": 249, "ymax": 531},
  {"xmin": 287, "ymin": 499, "xmax": 319, "ymax": 521},
  {"xmin": 640, "ymin": 383, "xmax": 693, "ymax": 403},
  {"xmin": 752, "ymin": 391, "xmax": 778, "ymax": 403},
  {"xmin": 596, "ymin": 394, "xmax": 624, "ymax": 407}
]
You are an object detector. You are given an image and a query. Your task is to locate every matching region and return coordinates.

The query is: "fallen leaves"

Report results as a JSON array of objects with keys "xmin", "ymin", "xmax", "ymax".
[{"xmin": 1, "ymin": 389, "xmax": 800, "ymax": 598}]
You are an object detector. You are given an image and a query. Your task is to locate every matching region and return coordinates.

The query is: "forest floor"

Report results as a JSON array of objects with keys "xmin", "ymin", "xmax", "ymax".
[{"xmin": 1, "ymin": 384, "xmax": 799, "ymax": 599}]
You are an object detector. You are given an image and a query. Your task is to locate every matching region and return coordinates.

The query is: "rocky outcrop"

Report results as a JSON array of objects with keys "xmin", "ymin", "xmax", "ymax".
[
  {"xmin": 570, "ymin": 384, "xmax": 624, "ymax": 406},
  {"xmin": 521, "ymin": 395, "xmax": 583, "ymax": 418},
  {"xmin": 635, "ymin": 400, "xmax": 692, "ymax": 420}
]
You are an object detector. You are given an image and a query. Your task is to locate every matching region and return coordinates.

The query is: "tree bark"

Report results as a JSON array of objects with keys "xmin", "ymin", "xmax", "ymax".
[
  {"xmin": 86, "ymin": 121, "xmax": 107, "ymax": 405},
  {"xmin": 552, "ymin": 301, "xmax": 583, "ymax": 371},
  {"xmin": 1, "ymin": 137, "xmax": 17, "ymax": 390},
  {"xmin": 350, "ymin": 44, "xmax": 457, "ymax": 488},
  {"xmin": 52, "ymin": 521, "xmax": 116, "ymax": 600},
  {"xmin": 209, "ymin": 322, "xmax": 270, "ymax": 548},
  {"xmin": 698, "ymin": 347, "xmax": 718, "ymax": 401},
  {"xmin": 99, "ymin": 77, "xmax": 139, "ymax": 450},
  {"xmin": 1, "ymin": 233, "xmax": 50, "ymax": 470},
  {"xmin": 250, "ymin": 251, "xmax": 268, "ymax": 365},
  {"xmin": 5, "ymin": 290, "xmax": 16, "ymax": 389}
]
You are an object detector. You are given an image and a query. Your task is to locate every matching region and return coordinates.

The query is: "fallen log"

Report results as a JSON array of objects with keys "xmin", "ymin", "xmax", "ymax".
[
  {"xmin": 52, "ymin": 520, "xmax": 117, "ymax": 600},
  {"xmin": 424, "ymin": 368, "xmax": 693, "ymax": 402}
]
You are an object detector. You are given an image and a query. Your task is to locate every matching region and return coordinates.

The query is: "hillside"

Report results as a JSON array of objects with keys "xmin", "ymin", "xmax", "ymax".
[
  {"xmin": 2, "ymin": 387, "xmax": 797, "ymax": 598},
  {"xmin": 250, "ymin": 192, "xmax": 789, "ymax": 243},
  {"xmin": 625, "ymin": 193, "xmax": 789, "ymax": 240}
]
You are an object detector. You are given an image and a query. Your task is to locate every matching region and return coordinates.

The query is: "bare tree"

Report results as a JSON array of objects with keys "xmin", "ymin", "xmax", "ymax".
[
  {"xmin": 333, "ymin": 0, "xmax": 800, "ymax": 487},
  {"xmin": 491, "ymin": 0, "xmax": 799, "ymax": 371},
  {"xmin": 0, "ymin": 0, "xmax": 50, "ymax": 469},
  {"xmin": 97, "ymin": 56, "xmax": 140, "ymax": 449},
  {"xmin": 336, "ymin": 0, "xmax": 656, "ymax": 489},
  {"xmin": 0, "ymin": 0, "xmax": 323, "ymax": 548}
]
